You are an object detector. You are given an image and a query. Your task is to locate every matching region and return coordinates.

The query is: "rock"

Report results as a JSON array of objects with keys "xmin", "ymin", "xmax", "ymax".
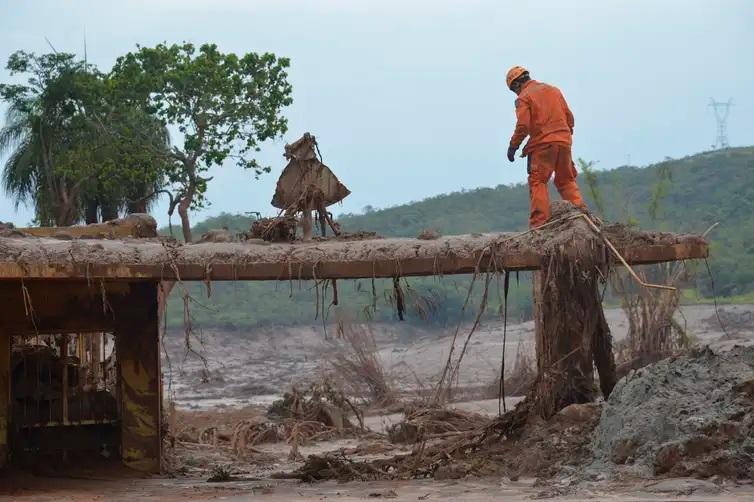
[
  {"xmin": 741, "ymin": 437, "xmax": 754, "ymax": 454},
  {"xmin": 693, "ymin": 452, "xmax": 752, "ymax": 479},
  {"xmin": 682, "ymin": 435, "xmax": 717, "ymax": 457},
  {"xmin": 610, "ymin": 438, "xmax": 640, "ymax": 464},
  {"xmin": 654, "ymin": 443, "xmax": 683, "ymax": 474},
  {"xmin": 714, "ymin": 420, "xmax": 742, "ymax": 441},
  {"xmin": 733, "ymin": 379, "xmax": 754, "ymax": 399},
  {"xmin": 557, "ymin": 402, "xmax": 600, "ymax": 423}
]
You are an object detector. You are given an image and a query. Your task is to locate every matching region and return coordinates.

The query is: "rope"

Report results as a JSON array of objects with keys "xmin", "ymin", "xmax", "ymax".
[
  {"xmin": 578, "ymin": 213, "xmax": 677, "ymax": 291},
  {"xmin": 498, "ymin": 270, "xmax": 510, "ymax": 416},
  {"xmin": 704, "ymin": 257, "xmax": 731, "ymax": 338}
]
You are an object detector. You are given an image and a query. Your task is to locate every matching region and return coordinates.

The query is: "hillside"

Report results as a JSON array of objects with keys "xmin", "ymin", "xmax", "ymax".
[
  {"xmin": 164, "ymin": 147, "xmax": 754, "ymax": 329},
  {"xmin": 337, "ymin": 146, "xmax": 754, "ymax": 296}
]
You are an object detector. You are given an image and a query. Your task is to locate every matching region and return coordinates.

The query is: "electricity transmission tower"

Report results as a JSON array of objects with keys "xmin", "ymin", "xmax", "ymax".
[{"xmin": 709, "ymin": 98, "xmax": 733, "ymax": 149}]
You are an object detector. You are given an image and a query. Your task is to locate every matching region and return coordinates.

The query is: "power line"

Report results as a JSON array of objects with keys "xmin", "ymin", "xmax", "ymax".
[{"xmin": 709, "ymin": 98, "xmax": 733, "ymax": 149}]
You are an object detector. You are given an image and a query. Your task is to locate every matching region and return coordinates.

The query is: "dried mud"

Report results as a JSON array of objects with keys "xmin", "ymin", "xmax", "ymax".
[
  {"xmin": 0, "ymin": 202, "xmax": 705, "ymax": 276},
  {"xmin": 590, "ymin": 345, "xmax": 754, "ymax": 480}
]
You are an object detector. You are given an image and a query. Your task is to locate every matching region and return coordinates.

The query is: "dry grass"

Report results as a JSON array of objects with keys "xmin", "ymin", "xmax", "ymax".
[
  {"xmin": 329, "ymin": 324, "xmax": 395, "ymax": 405},
  {"xmin": 612, "ymin": 263, "xmax": 691, "ymax": 377},
  {"xmin": 387, "ymin": 407, "xmax": 489, "ymax": 444},
  {"xmin": 506, "ymin": 338, "xmax": 537, "ymax": 396},
  {"xmin": 486, "ymin": 338, "xmax": 537, "ymax": 400},
  {"xmin": 163, "ymin": 378, "xmax": 367, "ymax": 472}
]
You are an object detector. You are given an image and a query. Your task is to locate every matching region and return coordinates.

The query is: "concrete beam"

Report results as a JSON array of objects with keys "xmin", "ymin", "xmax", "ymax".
[{"xmin": 0, "ymin": 237, "xmax": 708, "ymax": 282}]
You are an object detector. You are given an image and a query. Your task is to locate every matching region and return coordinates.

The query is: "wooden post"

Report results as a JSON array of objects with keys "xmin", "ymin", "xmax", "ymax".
[
  {"xmin": 0, "ymin": 326, "xmax": 9, "ymax": 467},
  {"xmin": 301, "ymin": 210, "xmax": 313, "ymax": 241},
  {"xmin": 114, "ymin": 281, "xmax": 161, "ymax": 473},
  {"xmin": 529, "ymin": 235, "xmax": 617, "ymax": 418}
]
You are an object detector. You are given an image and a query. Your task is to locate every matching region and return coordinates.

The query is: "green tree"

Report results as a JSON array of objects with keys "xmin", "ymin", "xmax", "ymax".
[
  {"xmin": 110, "ymin": 43, "xmax": 293, "ymax": 242},
  {"xmin": 71, "ymin": 103, "xmax": 172, "ymax": 222},
  {"xmin": 647, "ymin": 159, "xmax": 673, "ymax": 222},
  {"xmin": 0, "ymin": 50, "xmax": 171, "ymax": 225},
  {"xmin": 0, "ymin": 51, "xmax": 88, "ymax": 225},
  {"xmin": 578, "ymin": 158, "xmax": 605, "ymax": 216}
]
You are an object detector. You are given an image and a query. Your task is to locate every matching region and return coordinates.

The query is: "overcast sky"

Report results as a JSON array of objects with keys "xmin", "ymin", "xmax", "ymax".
[{"xmin": 1, "ymin": 0, "xmax": 752, "ymax": 227}]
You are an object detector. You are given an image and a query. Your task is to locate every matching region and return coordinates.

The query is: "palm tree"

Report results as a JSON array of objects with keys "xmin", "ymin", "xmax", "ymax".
[
  {"xmin": 0, "ymin": 97, "xmax": 81, "ymax": 226},
  {"xmin": 1, "ymin": 51, "xmax": 172, "ymax": 225}
]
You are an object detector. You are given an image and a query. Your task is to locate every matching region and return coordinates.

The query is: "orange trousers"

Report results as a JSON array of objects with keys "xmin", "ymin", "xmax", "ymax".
[{"xmin": 527, "ymin": 144, "xmax": 586, "ymax": 228}]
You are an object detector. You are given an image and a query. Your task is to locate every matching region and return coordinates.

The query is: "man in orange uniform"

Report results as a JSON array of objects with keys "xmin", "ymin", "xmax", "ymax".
[{"xmin": 505, "ymin": 66, "xmax": 587, "ymax": 228}]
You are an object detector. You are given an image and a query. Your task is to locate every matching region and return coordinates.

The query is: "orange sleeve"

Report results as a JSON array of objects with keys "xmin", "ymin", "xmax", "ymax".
[
  {"xmin": 509, "ymin": 97, "xmax": 530, "ymax": 149},
  {"xmin": 561, "ymin": 91, "xmax": 574, "ymax": 133}
]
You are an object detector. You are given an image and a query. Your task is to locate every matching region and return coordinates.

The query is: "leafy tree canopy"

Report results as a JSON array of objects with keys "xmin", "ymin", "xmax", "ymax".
[
  {"xmin": 110, "ymin": 43, "xmax": 293, "ymax": 242},
  {"xmin": 0, "ymin": 50, "xmax": 170, "ymax": 224}
]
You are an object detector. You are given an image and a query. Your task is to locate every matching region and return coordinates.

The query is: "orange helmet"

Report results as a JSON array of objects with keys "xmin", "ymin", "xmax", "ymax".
[{"xmin": 506, "ymin": 65, "xmax": 528, "ymax": 89}]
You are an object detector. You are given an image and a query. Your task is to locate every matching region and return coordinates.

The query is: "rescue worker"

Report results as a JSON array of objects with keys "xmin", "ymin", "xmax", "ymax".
[{"xmin": 505, "ymin": 66, "xmax": 587, "ymax": 228}]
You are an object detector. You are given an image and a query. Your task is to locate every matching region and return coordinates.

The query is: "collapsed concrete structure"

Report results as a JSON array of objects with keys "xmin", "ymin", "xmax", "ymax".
[{"xmin": 0, "ymin": 206, "xmax": 708, "ymax": 473}]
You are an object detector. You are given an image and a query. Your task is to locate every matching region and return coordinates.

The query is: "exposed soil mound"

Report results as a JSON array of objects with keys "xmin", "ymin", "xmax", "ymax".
[{"xmin": 591, "ymin": 346, "xmax": 754, "ymax": 479}]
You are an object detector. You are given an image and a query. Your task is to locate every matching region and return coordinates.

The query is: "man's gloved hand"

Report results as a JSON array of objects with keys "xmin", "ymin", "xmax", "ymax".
[{"xmin": 507, "ymin": 145, "xmax": 517, "ymax": 163}]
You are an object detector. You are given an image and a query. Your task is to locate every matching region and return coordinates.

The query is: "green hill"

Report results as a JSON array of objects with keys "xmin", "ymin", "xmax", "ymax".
[
  {"xmin": 164, "ymin": 147, "xmax": 754, "ymax": 329},
  {"xmin": 343, "ymin": 146, "xmax": 754, "ymax": 296}
]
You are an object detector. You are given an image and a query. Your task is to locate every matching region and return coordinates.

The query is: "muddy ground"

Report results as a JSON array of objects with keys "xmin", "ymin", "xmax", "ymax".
[
  {"xmin": 3, "ymin": 304, "xmax": 754, "ymax": 501},
  {"xmin": 3, "ymin": 474, "xmax": 754, "ymax": 501},
  {"xmin": 166, "ymin": 304, "xmax": 754, "ymax": 411}
]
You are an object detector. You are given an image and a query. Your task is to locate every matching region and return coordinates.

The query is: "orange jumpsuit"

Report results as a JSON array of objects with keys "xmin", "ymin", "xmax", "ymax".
[{"xmin": 509, "ymin": 80, "xmax": 586, "ymax": 228}]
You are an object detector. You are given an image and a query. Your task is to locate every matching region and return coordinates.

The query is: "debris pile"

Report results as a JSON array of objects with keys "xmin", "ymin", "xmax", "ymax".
[
  {"xmin": 165, "ymin": 379, "xmax": 367, "ymax": 475},
  {"xmin": 246, "ymin": 215, "xmax": 297, "ymax": 242},
  {"xmin": 590, "ymin": 346, "xmax": 754, "ymax": 480},
  {"xmin": 387, "ymin": 407, "xmax": 488, "ymax": 444},
  {"xmin": 284, "ymin": 347, "xmax": 754, "ymax": 484},
  {"xmin": 288, "ymin": 402, "xmax": 599, "ymax": 482},
  {"xmin": 267, "ymin": 379, "xmax": 365, "ymax": 432}
]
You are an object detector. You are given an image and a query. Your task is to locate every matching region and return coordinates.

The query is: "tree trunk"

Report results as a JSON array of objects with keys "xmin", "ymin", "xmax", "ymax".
[
  {"xmin": 100, "ymin": 200, "xmax": 119, "ymax": 223},
  {"xmin": 127, "ymin": 180, "xmax": 150, "ymax": 214},
  {"xmin": 178, "ymin": 160, "xmax": 199, "ymax": 243},
  {"xmin": 178, "ymin": 189, "xmax": 194, "ymax": 243},
  {"xmin": 128, "ymin": 199, "xmax": 148, "ymax": 214},
  {"xmin": 85, "ymin": 200, "xmax": 99, "ymax": 224},
  {"xmin": 529, "ymin": 236, "xmax": 617, "ymax": 418},
  {"xmin": 55, "ymin": 198, "xmax": 80, "ymax": 227}
]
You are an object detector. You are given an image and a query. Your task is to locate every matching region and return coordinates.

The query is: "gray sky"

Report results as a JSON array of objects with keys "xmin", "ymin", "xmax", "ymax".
[{"xmin": 1, "ymin": 0, "xmax": 752, "ymax": 227}]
